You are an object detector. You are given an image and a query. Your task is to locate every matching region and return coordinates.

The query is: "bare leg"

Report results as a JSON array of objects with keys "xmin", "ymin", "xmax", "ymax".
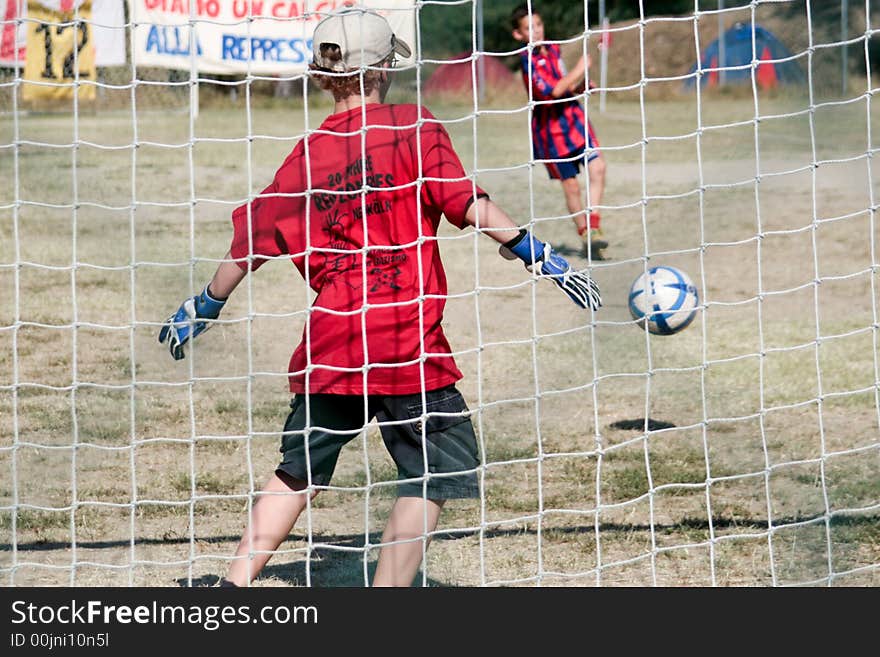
[
  {"xmin": 372, "ymin": 497, "xmax": 445, "ymax": 587},
  {"xmin": 225, "ymin": 471, "xmax": 316, "ymax": 586},
  {"xmin": 561, "ymin": 176, "xmax": 587, "ymax": 235},
  {"xmin": 586, "ymin": 155, "xmax": 606, "ymax": 221}
]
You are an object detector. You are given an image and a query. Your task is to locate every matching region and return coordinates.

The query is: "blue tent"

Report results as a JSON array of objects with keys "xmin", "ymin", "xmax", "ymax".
[{"xmin": 687, "ymin": 23, "xmax": 805, "ymax": 88}]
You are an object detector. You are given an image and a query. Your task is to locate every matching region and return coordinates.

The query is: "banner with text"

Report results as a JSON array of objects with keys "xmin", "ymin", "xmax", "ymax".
[{"xmin": 130, "ymin": 0, "xmax": 416, "ymax": 75}]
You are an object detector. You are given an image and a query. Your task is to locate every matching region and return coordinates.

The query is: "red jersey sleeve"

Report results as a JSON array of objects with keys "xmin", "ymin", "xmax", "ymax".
[
  {"xmin": 230, "ymin": 150, "xmax": 303, "ymax": 271},
  {"xmin": 415, "ymin": 107, "xmax": 487, "ymax": 229}
]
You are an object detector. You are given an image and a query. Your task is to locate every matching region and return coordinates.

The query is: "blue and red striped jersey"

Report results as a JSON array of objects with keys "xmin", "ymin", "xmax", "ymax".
[{"xmin": 519, "ymin": 44, "xmax": 588, "ymax": 159}]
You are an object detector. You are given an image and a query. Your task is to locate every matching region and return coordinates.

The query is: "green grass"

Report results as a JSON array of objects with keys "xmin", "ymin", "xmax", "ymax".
[
  {"xmin": 171, "ymin": 472, "xmax": 245, "ymax": 497},
  {"xmin": 1, "ymin": 509, "xmax": 71, "ymax": 531}
]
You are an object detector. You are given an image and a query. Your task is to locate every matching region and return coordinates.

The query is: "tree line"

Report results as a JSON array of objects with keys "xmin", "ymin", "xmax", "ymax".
[{"xmin": 421, "ymin": 1, "xmax": 716, "ymax": 57}]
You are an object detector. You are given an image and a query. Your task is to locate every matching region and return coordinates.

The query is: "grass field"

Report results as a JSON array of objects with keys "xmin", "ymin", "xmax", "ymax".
[{"xmin": 1, "ymin": 86, "xmax": 879, "ymax": 586}]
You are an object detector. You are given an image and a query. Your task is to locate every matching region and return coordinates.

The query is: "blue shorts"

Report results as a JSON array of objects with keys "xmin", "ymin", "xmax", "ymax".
[{"xmin": 544, "ymin": 122, "xmax": 601, "ymax": 180}]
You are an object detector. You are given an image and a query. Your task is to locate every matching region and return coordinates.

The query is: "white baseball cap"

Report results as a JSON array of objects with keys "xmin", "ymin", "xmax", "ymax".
[{"xmin": 312, "ymin": 6, "xmax": 412, "ymax": 72}]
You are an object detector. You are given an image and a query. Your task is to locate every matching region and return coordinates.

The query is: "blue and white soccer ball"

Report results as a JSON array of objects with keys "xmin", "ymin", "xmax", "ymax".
[{"xmin": 628, "ymin": 266, "xmax": 699, "ymax": 335}]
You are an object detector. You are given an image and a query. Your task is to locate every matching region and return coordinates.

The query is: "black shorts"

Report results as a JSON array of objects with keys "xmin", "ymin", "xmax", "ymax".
[{"xmin": 277, "ymin": 385, "xmax": 479, "ymax": 499}]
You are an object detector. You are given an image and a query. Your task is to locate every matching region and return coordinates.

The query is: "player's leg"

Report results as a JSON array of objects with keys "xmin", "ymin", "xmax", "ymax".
[
  {"xmin": 372, "ymin": 497, "xmax": 445, "ymax": 587},
  {"xmin": 373, "ymin": 385, "xmax": 480, "ymax": 586},
  {"xmin": 560, "ymin": 175, "xmax": 588, "ymax": 235},
  {"xmin": 552, "ymin": 149, "xmax": 606, "ymax": 259},
  {"xmin": 586, "ymin": 154, "xmax": 606, "ymax": 224},
  {"xmin": 224, "ymin": 394, "xmax": 367, "ymax": 586},
  {"xmin": 584, "ymin": 120, "xmax": 608, "ymax": 258},
  {"xmin": 548, "ymin": 150, "xmax": 588, "ymax": 235},
  {"xmin": 224, "ymin": 471, "xmax": 314, "ymax": 586}
]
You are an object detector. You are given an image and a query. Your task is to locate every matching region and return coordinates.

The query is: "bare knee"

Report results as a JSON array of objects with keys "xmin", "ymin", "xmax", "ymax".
[
  {"xmin": 590, "ymin": 157, "xmax": 606, "ymax": 182},
  {"xmin": 561, "ymin": 177, "xmax": 580, "ymax": 195},
  {"xmin": 274, "ymin": 470, "xmax": 320, "ymax": 500}
]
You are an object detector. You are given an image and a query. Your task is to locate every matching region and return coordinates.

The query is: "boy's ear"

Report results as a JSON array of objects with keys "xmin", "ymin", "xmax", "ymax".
[{"xmin": 512, "ymin": 28, "xmax": 523, "ymax": 42}]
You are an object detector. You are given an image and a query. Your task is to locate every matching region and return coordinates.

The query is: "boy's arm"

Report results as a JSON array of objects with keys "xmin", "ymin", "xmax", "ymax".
[
  {"xmin": 524, "ymin": 51, "xmax": 582, "ymax": 100},
  {"xmin": 158, "ymin": 167, "xmax": 296, "ymax": 361},
  {"xmin": 207, "ymin": 251, "xmax": 248, "ymax": 299},
  {"xmin": 158, "ymin": 251, "xmax": 247, "ymax": 360},
  {"xmin": 550, "ymin": 55, "xmax": 586, "ymax": 98},
  {"xmin": 463, "ymin": 197, "xmax": 522, "ymax": 244},
  {"xmin": 464, "ymin": 198, "xmax": 601, "ymax": 311},
  {"xmin": 571, "ymin": 54, "xmax": 593, "ymax": 94}
]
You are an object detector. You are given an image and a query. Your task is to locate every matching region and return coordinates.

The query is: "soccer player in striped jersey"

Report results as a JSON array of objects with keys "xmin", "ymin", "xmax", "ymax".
[{"xmin": 511, "ymin": 4, "xmax": 609, "ymax": 260}]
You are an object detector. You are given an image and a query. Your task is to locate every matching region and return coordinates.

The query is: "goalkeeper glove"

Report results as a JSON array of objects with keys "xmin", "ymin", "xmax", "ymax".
[
  {"xmin": 500, "ymin": 229, "xmax": 602, "ymax": 311},
  {"xmin": 158, "ymin": 285, "xmax": 226, "ymax": 360}
]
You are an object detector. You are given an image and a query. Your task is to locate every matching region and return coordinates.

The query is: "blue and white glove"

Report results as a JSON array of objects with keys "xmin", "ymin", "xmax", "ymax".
[
  {"xmin": 158, "ymin": 286, "xmax": 226, "ymax": 360},
  {"xmin": 500, "ymin": 229, "xmax": 602, "ymax": 311}
]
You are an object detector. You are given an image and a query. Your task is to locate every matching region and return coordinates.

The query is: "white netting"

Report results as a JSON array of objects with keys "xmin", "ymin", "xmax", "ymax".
[{"xmin": 1, "ymin": 0, "xmax": 878, "ymax": 587}]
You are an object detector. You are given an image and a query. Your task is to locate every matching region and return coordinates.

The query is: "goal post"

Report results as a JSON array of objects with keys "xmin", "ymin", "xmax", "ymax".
[{"xmin": 1, "ymin": 0, "xmax": 878, "ymax": 588}]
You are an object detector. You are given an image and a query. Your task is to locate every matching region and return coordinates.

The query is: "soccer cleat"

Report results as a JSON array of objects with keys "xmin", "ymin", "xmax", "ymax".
[
  {"xmin": 588, "ymin": 228, "xmax": 609, "ymax": 250},
  {"xmin": 582, "ymin": 228, "xmax": 609, "ymax": 261}
]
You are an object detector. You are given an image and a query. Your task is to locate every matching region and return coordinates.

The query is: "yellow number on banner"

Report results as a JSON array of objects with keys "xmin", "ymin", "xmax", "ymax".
[
  {"xmin": 34, "ymin": 21, "xmax": 90, "ymax": 79},
  {"xmin": 23, "ymin": 2, "xmax": 96, "ymax": 104}
]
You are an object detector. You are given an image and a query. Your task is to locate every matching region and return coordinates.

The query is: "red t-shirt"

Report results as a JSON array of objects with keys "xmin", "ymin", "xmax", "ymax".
[{"xmin": 230, "ymin": 103, "xmax": 486, "ymax": 396}]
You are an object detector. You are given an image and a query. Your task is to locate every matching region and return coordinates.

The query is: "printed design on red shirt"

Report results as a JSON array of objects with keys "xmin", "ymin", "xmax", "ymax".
[
  {"xmin": 368, "ymin": 265, "xmax": 403, "ymax": 292},
  {"xmin": 314, "ymin": 154, "xmax": 396, "ymax": 213},
  {"xmin": 315, "ymin": 153, "xmax": 405, "ymax": 293},
  {"xmin": 320, "ymin": 207, "xmax": 359, "ymax": 291}
]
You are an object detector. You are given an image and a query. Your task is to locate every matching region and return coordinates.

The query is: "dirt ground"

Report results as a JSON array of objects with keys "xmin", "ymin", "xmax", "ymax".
[{"xmin": 1, "ymin": 74, "xmax": 878, "ymax": 586}]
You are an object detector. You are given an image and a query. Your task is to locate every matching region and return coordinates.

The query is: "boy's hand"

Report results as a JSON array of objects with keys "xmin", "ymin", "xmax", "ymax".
[
  {"xmin": 534, "ymin": 244, "xmax": 602, "ymax": 310},
  {"xmin": 500, "ymin": 230, "xmax": 602, "ymax": 311},
  {"xmin": 158, "ymin": 286, "xmax": 226, "ymax": 360}
]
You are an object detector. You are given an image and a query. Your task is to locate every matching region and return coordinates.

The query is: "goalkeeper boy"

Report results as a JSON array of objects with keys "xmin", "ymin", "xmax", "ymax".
[
  {"xmin": 159, "ymin": 6, "xmax": 601, "ymax": 587},
  {"xmin": 511, "ymin": 3, "xmax": 609, "ymax": 260}
]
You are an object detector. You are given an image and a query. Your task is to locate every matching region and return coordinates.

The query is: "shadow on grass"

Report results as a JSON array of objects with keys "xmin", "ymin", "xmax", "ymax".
[
  {"xmin": 6, "ymin": 512, "xmax": 876, "ymax": 554},
  {"xmin": 178, "ymin": 553, "xmax": 446, "ymax": 588},
  {"xmin": 4, "ymin": 513, "xmax": 876, "ymax": 585}
]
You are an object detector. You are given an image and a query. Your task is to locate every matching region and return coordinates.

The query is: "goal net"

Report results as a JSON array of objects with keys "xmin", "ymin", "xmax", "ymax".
[{"xmin": 1, "ymin": 0, "xmax": 878, "ymax": 587}]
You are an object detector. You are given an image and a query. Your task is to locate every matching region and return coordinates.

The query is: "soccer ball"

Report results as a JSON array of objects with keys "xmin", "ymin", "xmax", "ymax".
[{"xmin": 628, "ymin": 266, "xmax": 699, "ymax": 335}]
